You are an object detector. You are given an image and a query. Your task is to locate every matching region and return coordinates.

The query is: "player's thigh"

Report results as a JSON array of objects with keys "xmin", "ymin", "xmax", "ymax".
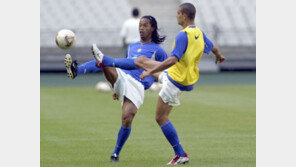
[
  {"xmin": 102, "ymin": 67, "xmax": 118, "ymax": 87},
  {"xmin": 155, "ymin": 96, "xmax": 173, "ymax": 119}
]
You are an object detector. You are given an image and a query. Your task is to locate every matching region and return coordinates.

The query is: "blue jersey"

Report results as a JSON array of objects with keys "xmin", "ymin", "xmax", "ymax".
[{"xmin": 122, "ymin": 42, "xmax": 167, "ymax": 89}]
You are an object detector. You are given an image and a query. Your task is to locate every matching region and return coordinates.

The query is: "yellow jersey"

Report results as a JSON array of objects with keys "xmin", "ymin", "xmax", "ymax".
[{"xmin": 168, "ymin": 26, "xmax": 210, "ymax": 90}]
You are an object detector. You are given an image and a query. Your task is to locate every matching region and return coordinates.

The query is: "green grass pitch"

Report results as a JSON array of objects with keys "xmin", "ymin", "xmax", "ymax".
[{"xmin": 41, "ymin": 74, "xmax": 256, "ymax": 167}]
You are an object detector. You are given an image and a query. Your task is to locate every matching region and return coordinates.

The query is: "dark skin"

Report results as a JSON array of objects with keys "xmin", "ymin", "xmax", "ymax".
[
  {"xmin": 100, "ymin": 18, "xmax": 156, "ymax": 128},
  {"xmin": 139, "ymin": 18, "xmax": 154, "ymax": 43}
]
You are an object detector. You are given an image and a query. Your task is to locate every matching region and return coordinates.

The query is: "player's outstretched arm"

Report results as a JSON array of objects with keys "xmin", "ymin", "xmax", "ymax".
[
  {"xmin": 140, "ymin": 56, "xmax": 178, "ymax": 79},
  {"xmin": 211, "ymin": 45, "xmax": 226, "ymax": 64},
  {"xmin": 135, "ymin": 56, "xmax": 161, "ymax": 70}
]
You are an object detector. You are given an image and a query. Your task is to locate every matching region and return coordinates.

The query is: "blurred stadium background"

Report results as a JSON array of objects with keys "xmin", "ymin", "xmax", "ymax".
[
  {"xmin": 40, "ymin": 0, "xmax": 256, "ymax": 72},
  {"xmin": 40, "ymin": 1, "xmax": 256, "ymax": 166}
]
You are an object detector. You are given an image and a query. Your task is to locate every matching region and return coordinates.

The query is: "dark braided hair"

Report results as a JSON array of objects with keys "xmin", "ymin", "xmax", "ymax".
[{"xmin": 141, "ymin": 15, "xmax": 166, "ymax": 44}]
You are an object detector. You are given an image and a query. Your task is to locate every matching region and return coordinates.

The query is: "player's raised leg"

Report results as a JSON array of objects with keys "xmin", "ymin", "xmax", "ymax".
[
  {"xmin": 92, "ymin": 44, "xmax": 163, "ymax": 72},
  {"xmin": 155, "ymin": 97, "xmax": 189, "ymax": 165},
  {"xmin": 92, "ymin": 44, "xmax": 138, "ymax": 70},
  {"xmin": 77, "ymin": 60, "xmax": 101, "ymax": 74},
  {"xmin": 91, "ymin": 44, "xmax": 104, "ymax": 64},
  {"xmin": 100, "ymin": 67, "xmax": 118, "ymax": 88},
  {"xmin": 90, "ymin": 45, "xmax": 118, "ymax": 87}
]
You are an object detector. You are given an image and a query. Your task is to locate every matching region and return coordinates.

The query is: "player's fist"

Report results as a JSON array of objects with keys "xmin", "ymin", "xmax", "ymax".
[
  {"xmin": 215, "ymin": 55, "xmax": 226, "ymax": 64},
  {"xmin": 112, "ymin": 93, "xmax": 119, "ymax": 100},
  {"xmin": 140, "ymin": 71, "xmax": 151, "ymax": 80}
]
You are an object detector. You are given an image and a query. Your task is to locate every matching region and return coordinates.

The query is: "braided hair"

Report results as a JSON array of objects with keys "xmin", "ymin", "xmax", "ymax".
[{"xmin": 141, "ymin": 15, "xmax": 166, "ymax": 44}]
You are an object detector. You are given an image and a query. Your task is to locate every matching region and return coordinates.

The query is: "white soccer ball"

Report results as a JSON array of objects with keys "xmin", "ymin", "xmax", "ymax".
[
  {"xmin": 95, "ymin": 82, "xmax": 111, "ymax": 92},
  {"xmin": 150, "ymin": 82, "xmax": 162, "ymax": 92},
  {"xmin": 55, "ymin": 29, "xmax": 76, "ymax": 50}
]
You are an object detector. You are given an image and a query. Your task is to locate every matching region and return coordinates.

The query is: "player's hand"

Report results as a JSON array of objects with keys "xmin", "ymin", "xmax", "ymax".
[
  {"xmin": 215, "ymin": 55, "xmax": 226, "ymax": 64},
  {"xmin": 140, "ymin": 71, "xmax": 151, "ymax": 80},
  {"xmin": 112, "ymin": 93, "xmax": 119, "ymax": 100}
]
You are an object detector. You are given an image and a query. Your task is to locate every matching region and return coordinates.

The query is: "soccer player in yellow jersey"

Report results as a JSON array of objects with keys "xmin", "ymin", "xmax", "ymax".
[
  {"xmin": 90, "ymin": 2, "xmax": 225, "ymax": 165},
  {"xmin": 140, "ymin": 3, "xmax": 225, "ymax": 165}
]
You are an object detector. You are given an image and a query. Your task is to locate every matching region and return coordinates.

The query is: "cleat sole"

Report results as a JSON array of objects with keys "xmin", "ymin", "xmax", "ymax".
[{"xmin": 64, "ymin": 54, "xmax": 74, "ymax": 79}]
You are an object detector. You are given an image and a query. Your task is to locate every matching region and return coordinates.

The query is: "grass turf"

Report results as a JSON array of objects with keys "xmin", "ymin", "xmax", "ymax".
[{"xmin": 40, "ymin": 85, "xmax": 255, "ymax": 167}]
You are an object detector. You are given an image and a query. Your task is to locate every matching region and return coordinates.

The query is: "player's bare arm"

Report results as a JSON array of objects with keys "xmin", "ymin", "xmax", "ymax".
[
  {"xmin": 140, "ymin": 56, "xmax": 178, "ymax": 79},
  {"xmin": 135, "ymin": 56, "xmax": 160, "ymax": 70},
  {"xmin": 211, "ymin": 45, "xmax": 226, "ymax": 64},
  {"xmin": 134, "ymin": 56, "xmax": 162, "ymax": 79}
]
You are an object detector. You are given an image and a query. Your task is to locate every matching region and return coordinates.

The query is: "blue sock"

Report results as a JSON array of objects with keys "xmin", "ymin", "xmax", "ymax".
[
  {"xmin": 112, "ymin": 125, "xmax": 131, "ymax": 155},
  {"xmin": 103, "ymin": 56, "xmax": 137, "ymax": 70},
  {"xmin": 77, "ymin": 60, "xmax": 101, "ymax": 75},
  {"xmin": 161, "ymin": 121, "xmax": 185, "ymax": 156}
]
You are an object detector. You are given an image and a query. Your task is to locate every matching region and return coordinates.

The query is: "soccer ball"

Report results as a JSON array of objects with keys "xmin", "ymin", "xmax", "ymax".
[
  {"xmin": 55, "ymin": 29, "xmax": 76, "ymax": 50},
  {"xmin": 149, "ymin": 82, "xmax": 162, "ymax": 92},
  {"xmin": 95, "ymin": 82, "xmax": 111, "ymax": 92}
]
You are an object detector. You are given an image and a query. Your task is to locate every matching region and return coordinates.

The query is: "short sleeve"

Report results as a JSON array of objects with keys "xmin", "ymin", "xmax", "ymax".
[
  {"xmin": 170, "ymin": 32, "xmax": 188, "ymax": 61},
  {"xmin": 202, "ymin": 32, "xmax": 214, "ymax": 54},
  {"xmin": 155, "ymin": 47, "xmax": 168, "ymax": 62}
]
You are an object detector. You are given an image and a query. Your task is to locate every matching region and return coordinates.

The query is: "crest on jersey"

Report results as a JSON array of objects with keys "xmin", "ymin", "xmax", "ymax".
[{"xmin": 137, "ymin": 49, "xmax": 141, "ymax": 53}]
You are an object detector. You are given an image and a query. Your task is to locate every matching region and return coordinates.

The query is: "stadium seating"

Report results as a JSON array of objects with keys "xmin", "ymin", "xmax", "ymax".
[
  {"xmin": 181, "ymin": 0, "xmax": 256, "ymax": 46},
  {"xmin": 40, "ymin": 0, "xmax": 131, "ymax": 47},
  {"xmin": 40, "ymin": 0, "xmax": 256, "ymax": 71},
  {"xmin": 41, "ymin": 0, "xmax": 255, "ymax": 47}
]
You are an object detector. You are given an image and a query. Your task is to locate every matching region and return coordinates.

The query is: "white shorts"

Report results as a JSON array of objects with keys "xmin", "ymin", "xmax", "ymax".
[
  {"xmin": 113, "ymin": 68, "xmax": 145, "ymax": 109},
  {"xmin": 158, "ymin": 71, "xmax": 182, "ymax": 106}
]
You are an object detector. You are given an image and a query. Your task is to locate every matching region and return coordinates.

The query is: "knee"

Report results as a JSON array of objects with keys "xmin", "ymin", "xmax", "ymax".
[
  {"xmin": 155, "ymin": 114, "xmax": 167, "ymax": 125},
  {"xmin": 122, "ymin": 112, "xmax": 136, "ymax": 127}
]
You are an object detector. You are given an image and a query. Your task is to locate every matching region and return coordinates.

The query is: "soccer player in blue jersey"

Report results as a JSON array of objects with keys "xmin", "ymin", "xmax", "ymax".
[
  {"xmin": 92, "ymin": 3, "xmax": 225, "ymax": 165},
  {"xmin": 89, "ymin": 15, "xmax": 167, "ymax": 162}
]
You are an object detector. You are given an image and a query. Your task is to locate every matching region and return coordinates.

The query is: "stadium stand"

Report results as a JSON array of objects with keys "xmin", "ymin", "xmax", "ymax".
[
  {"xmin": 181, "ymin": 0, "xmax": 256, "ymax": 46},
  {"xmin": 41, "ymin": 0, "xmax": 132, "ymax": 71},
  {"xmin": 41, "ymin": 0, "xmax": 131, "ymax": 47},
  {"xmin": 40, "ymin": 0, "xmax": 255, "ymax": 72}
]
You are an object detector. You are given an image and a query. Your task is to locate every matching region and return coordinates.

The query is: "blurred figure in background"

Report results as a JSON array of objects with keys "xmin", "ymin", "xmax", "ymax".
[{"xmin": 120, "ymin": 8, "xmax": 140, "ymax": 56}]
